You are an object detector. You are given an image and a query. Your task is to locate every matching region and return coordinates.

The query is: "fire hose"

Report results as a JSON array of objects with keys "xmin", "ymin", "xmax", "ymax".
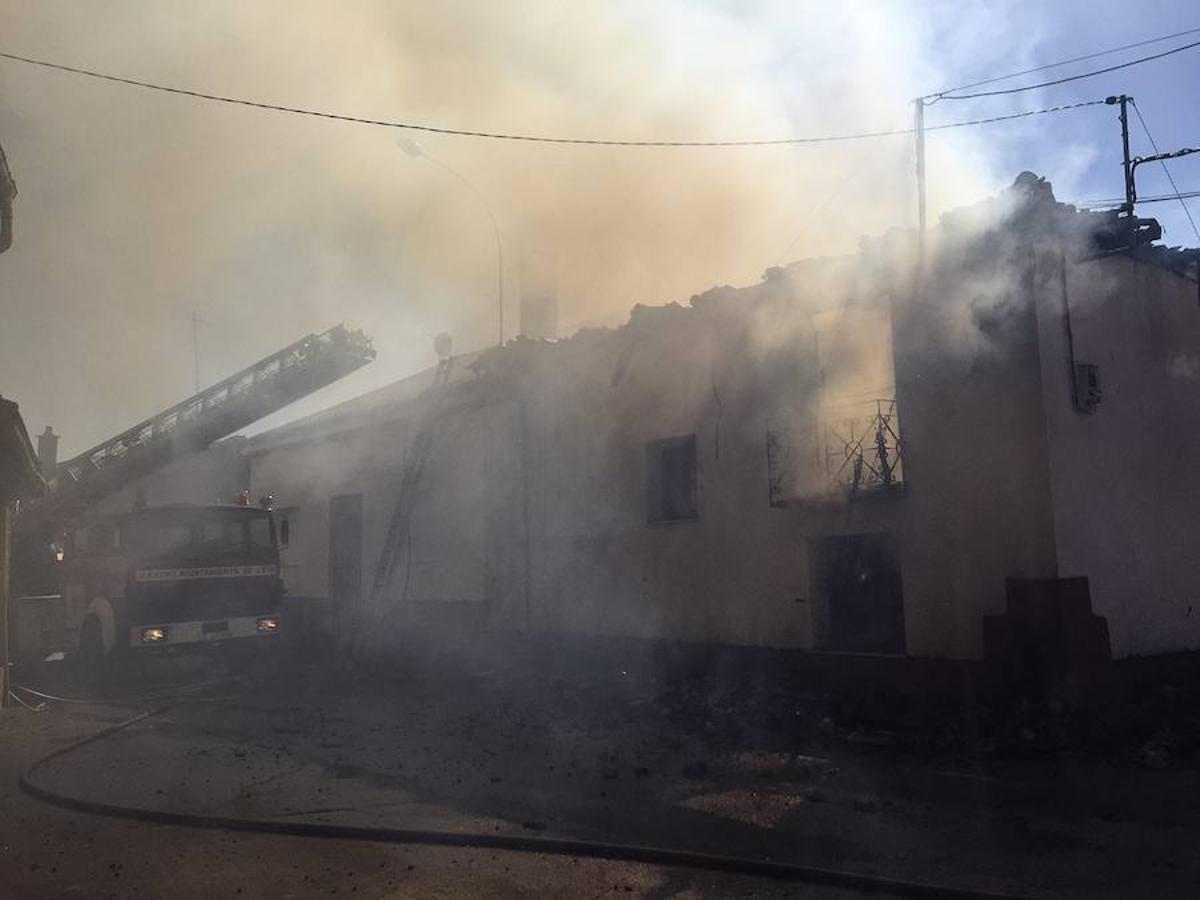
[{"xmin": 18, "ymin": 703, "xmax": 1032, "ymax": 900}]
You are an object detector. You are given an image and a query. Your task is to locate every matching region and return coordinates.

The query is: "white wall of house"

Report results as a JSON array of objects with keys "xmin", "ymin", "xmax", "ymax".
[
  {"xmin": 1037, "ymin": 252, "xmax": 1200, "ymax": 657},
  {"xmin": 249, "ymin": 419, "xmax": 404, "ymax": 598},
  {"xmin": 243, "ymin": 215, "xmax": 1200, "ymax": 663},
  {"xmin": 887, "ymin": 235, "xmax": 1063, "ymax": 660},
  {"xmin": 519, "ymin": 303, "xmax": 815, "ymax": 648},
  {"xmin": 247, "ymin": 385, "xmax": 521, "ymax": 639},
  {"xmin": 246, "ymin": 268, "xmax": 1056, "ymax": 660}
]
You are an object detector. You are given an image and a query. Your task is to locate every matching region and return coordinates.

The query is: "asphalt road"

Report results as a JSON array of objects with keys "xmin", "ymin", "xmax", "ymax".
[
  {"xmin": 3, "ymin": 648, "xmax": 1199, "ymax": 898},
  {"xmin": 3, "ymin": 706, "xmax": 847, "ymax": 899}
]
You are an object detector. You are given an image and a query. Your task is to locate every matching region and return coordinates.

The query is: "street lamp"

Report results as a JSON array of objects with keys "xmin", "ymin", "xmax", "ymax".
[{"xmin": 398, "ymin": 137, "xmax": 505, "ymax": 347}]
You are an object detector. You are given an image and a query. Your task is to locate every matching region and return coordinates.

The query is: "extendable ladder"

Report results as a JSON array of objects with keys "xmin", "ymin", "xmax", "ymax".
[{"xmin": 368, "ymin": 356, "xmax": 455, "ymax": 611}]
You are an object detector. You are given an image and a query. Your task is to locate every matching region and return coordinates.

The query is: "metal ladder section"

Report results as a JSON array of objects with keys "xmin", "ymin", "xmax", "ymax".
[
  {"xmin": 368, "ymin": 356, "xmax": 455, "ymax": 609},
  {"xmin": 26, "ymin": 325, "xmax": 375, "ymax": 528}
]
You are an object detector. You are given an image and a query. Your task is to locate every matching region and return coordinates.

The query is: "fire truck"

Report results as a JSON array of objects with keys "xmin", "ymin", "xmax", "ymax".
[
  {"xmin": 64, "ymin": 502, "xmax": 283, "ymax": 663},
  {"xmin": 11, "ymin": 325, "xmax": 375, "ymax": 665}
]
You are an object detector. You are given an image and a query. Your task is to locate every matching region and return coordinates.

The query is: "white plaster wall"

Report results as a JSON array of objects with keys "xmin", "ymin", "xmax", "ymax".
[{"xmin": 1037, "ymin": 252, "xmax": 1200, "ymax": 657}]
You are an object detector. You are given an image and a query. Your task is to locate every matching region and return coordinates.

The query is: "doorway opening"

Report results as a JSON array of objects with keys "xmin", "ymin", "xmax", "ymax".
[
  {"xmin": 329, "ymin": 493, "xmax": 363, "ymax": 616},
  {"xmin": 809, "ymin": 532, "xmax": 905, "ymax": 654}
]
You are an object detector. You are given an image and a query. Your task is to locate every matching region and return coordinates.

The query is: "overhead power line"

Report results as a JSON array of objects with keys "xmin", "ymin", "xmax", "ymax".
[
  {"xmin": 1078, "ymin": 190, "xmax": 1200, "ymax": 208},
  {"xmin": 934, "ymin": 38, "xmax": 1200, "ymax": 100},
  {"xmin": 923, "ymin": 99, "xmax": 1107, "ymax": 134},
  {"xmin": 929, "ymin": 25, "xmax": 1200, "ymax": 98},
  {"xmin": 1130, "ymin": 100, "xmax": 1200, "ymax": 244},
  {"xmin": 0, "ymin": 49, "xmax": 1101, "ymax": 148},
  {"xmin": 1080, "ymin": 190, "xmax": 1200, "ymax": 208}
]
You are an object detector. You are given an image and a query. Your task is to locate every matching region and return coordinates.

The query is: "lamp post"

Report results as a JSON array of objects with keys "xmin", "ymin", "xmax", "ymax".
[{"xmin": 399, "ymin": 137, "xmax": 504, "ymax": 347}]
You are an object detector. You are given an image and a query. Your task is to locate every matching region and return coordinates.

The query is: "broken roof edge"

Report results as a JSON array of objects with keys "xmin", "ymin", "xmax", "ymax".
[
  {"xmin": 243, "ymin": 172, "xmax": 1198, "ymax": 457},
  {"xmin": 947, "ymin": 171, "xmax": 1198, "ymax": 278},
  {"xmin": 243, "ymin": 348, "xmax": 488, "ymax": 455}
]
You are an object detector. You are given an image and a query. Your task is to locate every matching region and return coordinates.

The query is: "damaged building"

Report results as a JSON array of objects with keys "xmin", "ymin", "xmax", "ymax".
[{"xmin": 245, "ymin": 175, "xmax": 1200, "ymax": 671}]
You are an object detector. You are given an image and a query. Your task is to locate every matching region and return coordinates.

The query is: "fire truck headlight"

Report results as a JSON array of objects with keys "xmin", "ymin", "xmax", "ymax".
[
  {"xmin": 141, "ymin": 627, "xmax": 168, "ymax": 643},
  {"xmin": 256, "ymin": 616, "xmax": 279, "ymax": 633}
]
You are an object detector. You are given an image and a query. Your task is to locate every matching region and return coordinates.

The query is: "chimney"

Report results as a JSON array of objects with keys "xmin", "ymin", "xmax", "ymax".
[
  {"xmin": 520, "ymin": 294, "xmax": 558, "ymax": 341},
  {"xmin": 37, "ymin": 426, "xmax": 59, "ymax": 474},
  {"xmin": 518, "ymin": 254, "xmax": 558, "ymax": 341}
]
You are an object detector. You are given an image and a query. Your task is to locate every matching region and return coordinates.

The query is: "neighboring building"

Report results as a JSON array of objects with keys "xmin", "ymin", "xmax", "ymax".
[
  {"xmin": 0, "ymin": 398, "xmax": 41, "ymax": 501},
  {"xmin": 245, "ymin": 175, "xmax": 1200, "ymax": 664},
  {"xmin": 0, "ymin": 139, "xmax": 14, "ymax": 254},
  {"xmin": 1, "ymin": 396, "xmax": 43, "ymax": 704}
]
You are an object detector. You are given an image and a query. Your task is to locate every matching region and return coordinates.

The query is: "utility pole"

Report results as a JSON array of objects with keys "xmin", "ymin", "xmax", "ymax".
[
  {"xmin": 191, "ymin": 311, "xmax": 201, "ymax": 394},
  {"xmin": 1106, "ymin": 95, "xmax": 1136, "ymax": 217},
  {"xmin": 914, "ymin": 98, "xmax": 927, "ymax": 235},
  {"xmin": 1130, "ymin": 145, "xmax": 1200, "ymax": 206}
]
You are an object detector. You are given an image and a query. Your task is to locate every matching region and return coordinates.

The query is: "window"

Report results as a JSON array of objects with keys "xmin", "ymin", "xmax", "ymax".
[
  {"xmin": 277, "ymin": 513, "xmax": 291, "ymax": 549},
  {"xmin": 139, "ymin": 521, "xmax": 194, "ymax": 555},
  {"xmin": 646, "ymin": 434, "xmax": 699, "ymax": 522},
  {"xmin": 199, "ymin": 520, "xmax": 225, "ymax": 548},
  {"xmin": 124, "ymin": 509, "xmax": 275, "ymax": 555},
  {"xmin": 250, "ymin": 515, "xmax": 273, "ymax": 550},
  {"xmin": 70, "ymin": 525, "xmax": 118, "ymax": 556}
]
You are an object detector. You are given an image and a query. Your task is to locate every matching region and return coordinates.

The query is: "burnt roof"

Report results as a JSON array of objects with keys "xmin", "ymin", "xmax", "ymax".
[{"xmin": 244, "ymin": 172, "xmax": 1198, "ymax": 453}]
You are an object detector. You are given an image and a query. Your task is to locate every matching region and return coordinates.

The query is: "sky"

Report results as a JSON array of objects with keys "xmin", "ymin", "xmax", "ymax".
[{"xmin": 1, "ymin": 0, "xmax": 1198, "ymax": 457}]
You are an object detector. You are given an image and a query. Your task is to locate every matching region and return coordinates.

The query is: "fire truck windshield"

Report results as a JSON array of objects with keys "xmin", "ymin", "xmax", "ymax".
[{"xmin": 120, "ymin": 507, "xmax": 275, "ymax": 558}]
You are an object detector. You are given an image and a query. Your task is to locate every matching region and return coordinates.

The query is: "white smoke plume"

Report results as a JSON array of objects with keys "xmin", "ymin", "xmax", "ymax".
[{"xmin": 0, "ymin": 1, "xmax": 1076, "ymax": 453}]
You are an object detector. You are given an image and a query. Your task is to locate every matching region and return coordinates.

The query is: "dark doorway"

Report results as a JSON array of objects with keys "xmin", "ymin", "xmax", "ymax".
[
  {"xmin": 646, "ymin": 434, "xmax": 699, "ymax": 522},
  {"xmin": 329, "ymin": 493, "xmax": 363, "ymax": 615},
  {"xmin": 810, "ymin": 533, "xmax": 905, "ymax": 654}
]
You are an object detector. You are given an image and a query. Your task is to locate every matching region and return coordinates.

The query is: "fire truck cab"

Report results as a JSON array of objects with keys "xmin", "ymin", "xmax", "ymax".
[{"xmin": 63, "ymin": 504, "xmax": 283, "ymax": 664}]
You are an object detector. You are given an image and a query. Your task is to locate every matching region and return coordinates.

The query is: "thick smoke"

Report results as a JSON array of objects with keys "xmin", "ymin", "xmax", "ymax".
[{"xmin": 0, "ymin": 1, "xmax": 1067, "ymax": 454}]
